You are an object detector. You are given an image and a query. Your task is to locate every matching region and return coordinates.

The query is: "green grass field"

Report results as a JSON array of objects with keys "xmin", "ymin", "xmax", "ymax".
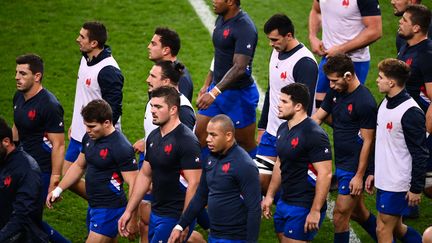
[{"xmin": 1, "ymin": 0, "xmax": 432, "ymax": 242}]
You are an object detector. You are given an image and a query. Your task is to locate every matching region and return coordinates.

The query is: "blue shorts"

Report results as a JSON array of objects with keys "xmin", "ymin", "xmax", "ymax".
[
  {"xmin": 316, "ymin": 56, "xmax": 370, "ymax": 93},
  {"xmin": 65, "ymin": 138, "xmax": 82, "ymax": 162},
  {"xmin": 335, "ymin": 168, "xmax": 356, "ymax": 195},
  {"xmin": 87, "ymin": 206, "xmax": 125, "ymax": 238},
  {"xmin": 198, "ymin": 83, "xmax": 259, "ymax": 128},
  {"xmin": 274, "ymin": 200, "xmax": 325, "ymax": 241},
  {"xmin": 148, "ymin": 212, "xmax": 195, "ymax": 243},
  {"xmin": 257, "ymin": 131, "xmax": 277, "ymax": 157},
  {"xmin": 376, "ymin": 189, "xmax": 410, "ymax": 216},
  {"xmin": 208, "ymin": 236, "xmax": 246, "ymax": 243}
]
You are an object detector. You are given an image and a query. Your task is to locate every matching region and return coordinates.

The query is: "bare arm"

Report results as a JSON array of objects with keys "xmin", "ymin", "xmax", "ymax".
[
  {"xmin": 46, "ymin": 132, "xmax": 65, "ymax": 192},
  {"xmin": 308, "ymin": 0, "xmax": 325, "ymax": 56},
  {"xmin": 182, "ymin": 169, "xmax": 202, "ymax": 212},
  {"xmin": 12, "ymin": 124, "xmax": 19, "ymax": 142},
  {"xmin": 262, "ymin": 157, "xmax": 282, "ymax": 219},
  {"xmin": 350, "ymin": 128, "xmax": 375, "ymax": 195},
  {"xmin": 121, "ymin": 170, "xmax": 139, "ymax": 240},
  {"xmin": 311, "ymin": 108, "xmax": 329, "ymax": 125},
  {"xmin": 424, "ymin": 83, "xmax": 432, "ymax": 133}
]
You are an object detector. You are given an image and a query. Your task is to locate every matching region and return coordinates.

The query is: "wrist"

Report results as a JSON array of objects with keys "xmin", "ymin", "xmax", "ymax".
[
  {"xmin": 174, "ymin": 224, "xmax": 184, "ymax": 232},
  {"xmin": 208, "ymin": 86, "xmax": 222, "ymax": 99},
  {"xmin": 52, "ymin": 186, "xmax": 63, "ymax": 197}
]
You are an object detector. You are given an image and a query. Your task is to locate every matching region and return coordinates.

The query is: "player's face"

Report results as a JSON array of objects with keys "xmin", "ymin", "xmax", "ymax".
[
  {"xmin": 146, "ymin": 65, "xmax": 168, "ymax": 93},
  {"xmin": 213, "ymin": 0, "xmax": 229, "ymax": 15},
  {"xmin": 391, "ymin": 0, "xmax": 411, "ymax": 17},
  {"xmin": 15, "ymin": 64, "xmax": 38, "ymax": 93},
  {"xmin": 76, "ymin": 28, "xmax": 95, "ymax": 53},
  {"xmin": 206, "ymin": 121, "xmax": 227, "ymax": 153},
  {"xmin": 327, "ymin": 73, "xmax": 349, "ymax": 93},
  {"xmin": 150, "ymin": 96, "xmax": 171, "ymax": 126},
  {"xmin": 266, "ymin": 29, "xmax": 290, "ymax": 52},
  {"xmin": 147, "ymin": 34, "xmax": 165, "ymax": 62},
  {"xmin": 398, "ymin": 12, "xmax": 415, "ymax": 40},
  {"xmin": 278, "ymin": 93, "xmax": 296, "ymax": 121},
  {"xmin": 84, "ymin": 121, "xmax": 108, "ymax": 140},
  {"xmin": 376, "ymin": 71, "xmax": 392, "ymax": 94}
]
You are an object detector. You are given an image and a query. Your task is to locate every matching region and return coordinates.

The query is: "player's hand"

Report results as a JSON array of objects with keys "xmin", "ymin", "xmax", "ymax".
[
  {"xmin": 365, "ymin": 175, "xmax": 375, "ymax": 195},
  {"xmin": 324, "ymin": 45, "xmax": 344, "ymax": 58},
  {"xmin": 133, "ymin": 139, "xmax": 145, "ymax": 153},
  {"xmin": 198, "ymin": 85, "xmax": 209, "ymax": 100},
  {"xmin": 46, "ymin": 187, "xmax": 62, "ymax": 209},
  {"xmin": 406, "ymin": 191, "xmax": 421, "ymax": 207},
  {"xmin": 304, "ymin": 210, "xmax": 320, "ymax": 233},
  {"xmin": 349, "ymin": 175, "xmax": 363, "ymax": 196},
  {"xmin": 261, "ymin": 196, "xmax": 274, "ymax": 219},
  {"xmin": 168, "ymin": 229, "xmax": 182, "ymax": 243},
  {"xmin": 196, "ymin": 92, "xmax": 215, "ymax": 110},
  {"xmin": 126, "ymin": 216, "xmax": 139, "ymax": 241},
  {"xmin": 48, "ymin": 174, "xmax": 61, "ymax": 194},
  {"xmin": 309, "ymin": 36, "xmax": 325, "ymax": 56},
  {"xmin": 118, "ymin": 211, "xmax": 132, "ymax": 237}
]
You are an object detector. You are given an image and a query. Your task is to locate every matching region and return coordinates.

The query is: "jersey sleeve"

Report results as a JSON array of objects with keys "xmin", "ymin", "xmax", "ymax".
[
  {"xmin": 307, "ymin": 128, "xmax": 333, "ymax": 163},
  {"xmin": 293, "ymin": 57, "xmax": 318, "ymax": 116},
  {"xmin": 356, "ymin": 90, "xmax": 377, "ymax": 129},
  {"xmin": 358, "ymin": 0, "xmax": 381, "ymax": 16},
  {"xmin": 114, "ymin": 140, "xmax": 138, "ymax": 172},
  {"xmin": 98, "ymin": 66, "xmax": 124, "ymax": 125},
  {"xmin": 419, "ymin": 47, "xmax": 432, "ymax": 83},
  {"xmin": 179, "ymin": 106, "xmax": 196, "ymax": 131},
  {"xmin": 43, "ymin": 99, "xmax": 65, "ymax": 134},
  {"xmin": 320, "ymin": 89, "xmax": 335, "ymax": 113},
  {"xmin": 233, "ymin": 20, "xmax": 257, "ymax": 57},
  {"xmin": 178, "ymin": 68, "xmax": 194, "ymax": 102},
  {"xmin": 179, "ymin": 134, "xmax": 201, "ymax": 170}
]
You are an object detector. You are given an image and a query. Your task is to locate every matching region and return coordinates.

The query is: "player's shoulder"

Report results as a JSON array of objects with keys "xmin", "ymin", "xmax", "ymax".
[{"xmin": 175, "ymin": 123, "xmax": 198, "ymax": 141}]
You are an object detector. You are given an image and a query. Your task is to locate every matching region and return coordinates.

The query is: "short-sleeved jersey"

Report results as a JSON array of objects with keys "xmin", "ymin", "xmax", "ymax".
[
  {"xmin": 81, "ymin": 131, "xmax": 137, "ymax": 208},
  {"xmin": 13, "ymin": 89, "xmax": 64, "ymax": 173},
  {"xmin": 145, "ymin": 123, "xmax": 201, "ymax": 218},
  {"xmin": 319, "ymin": 0, "xmax": 381, "ymax": 62},
  {"xmin": 277, "ymin": 118, "xmax": 332, "ymax": 209},
  {"xmin": 397, "ymin": 39, "xmax": 432, "ymax": 112},
  {"xmin": 321, "ymin": 85, "xmax": 377, "ymax": 172},
  {"xmin": 212, "ymin": 11, "xmax": 257, "ymax": 89}
]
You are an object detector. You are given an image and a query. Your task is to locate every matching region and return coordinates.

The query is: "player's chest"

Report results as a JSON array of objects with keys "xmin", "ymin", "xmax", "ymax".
[
  {"xmin": 205, "ymin": 159, "xmax": 235, "ymax": 189},
  {"xmin": 147, "ymin": 140, "xmax": 180, "ymax": 169},
  {"xmin": 85, "ymin": 143, "xmax": 116, "ymax": 169},
  {"xmin": 14, "ymin": 100, "xmax": 46, "ymax": 130}
]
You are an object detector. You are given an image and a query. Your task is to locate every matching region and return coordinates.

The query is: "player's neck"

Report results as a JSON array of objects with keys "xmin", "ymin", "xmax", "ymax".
[
  {"xmin": 160, "ymin": 117, "xmax": 181, "ymax": 137},
  {"xmin": 223, "ymin": 7, "xmax": 240, "ymax": 21},
  {"xmin": 103, "ymin": 126, "xmax": 116, "ymax": 137},
  {"xmin": 161, "ymin": 56, "xmax": 177, "ymax": 62},
  {"xmin": 23, "ymin": 85, "xmax": 43, "ymax": 101},
  {"xmin": 288, "ymin": 113, "xmax": 307, "ymax": 130},
  {"xmin": 387, "ymin": 86, "xmax": 404, "ymax": 98},
  {"xmin": 347, "ymin": 79, "xmax": 360, "ymax": 93},
  {"xmin": 284, "ymin": 39, "xmax": 300, "ymax": 52},
  {"xmin": 86, "ymin": 48, "xmax": 103, "ymax": 62},
  {"xmin": 407, "ymin": 34, "xmax": 427, "ymax": 46}
]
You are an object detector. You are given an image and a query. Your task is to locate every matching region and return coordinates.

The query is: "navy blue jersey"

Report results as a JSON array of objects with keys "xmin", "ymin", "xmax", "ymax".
[
  {"xmin": 13, "ymin": 89, "xmax": 64, "ymax": 173},
  {"xmin": 82, "ymin": 131, "xmax": 138, "ymax": 208},
  {"xmin": 145, "ymin": 123, "xmax": 201, "ymax": 218},
  {"xmin": 0, "ymin": 149, "xmax": 48, "ymax": 242},
  {"xmin": 178, "ymin": 144, "xmax": 261, "ymax": 242},
  {"xmin": 178, "ymin": 65, "xmax": 194, "ymax": 102},
  {"xmin": 321, "ymin": 85, "xmax": 377, "ymax": 172},
  {"xmin": 277, "ymin": 118, "xmax": 332, "ymax": 209},
  {"xmin": 212, "ymin": 11, "xmax": 257, "ymax": 89},
  {"xmin": 397, "ymin": 39, "xmax": 432, "ymax": 112}
]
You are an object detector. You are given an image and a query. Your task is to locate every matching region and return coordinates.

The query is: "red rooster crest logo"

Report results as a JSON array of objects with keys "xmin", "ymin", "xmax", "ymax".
[
  {"xmin": 99, "ymin": 148, "xmax": 108, "ymax": 159},
  {"xmin": 280, "ymin": 71, "xmax": 287, "ymax": 80},
  {"xmin": 347, "ymin": 104, "xmax": 353, "ymax": 114},
  {"xmin": 342, "ymin": 0, "xmax": 349, "ymax": 7},
  {"xmin": 405, "ymin": 58, "xmax": 413, "ymax": 66},
  {"xmin": 222, "ymin": 162, "xmax": 231, "ymax": 173},
  {"xmin": 4, "ymin": 175, "xmax": 11, "ymax": 188},
  {"xmin": 223, "ymin": 29, "xmax": 230, "ymax": 39},
  {"xmin": 85, "ymin": 78, "xmax": 91, "ymax": 87},
  {"xmin": 164, "ymin": 144, "xmax": 173, "ymax": 155},
  {"xmin": 291, "ymin": 137, "xmax": 299, "ymax": 149},
  {"xmin": 386, "ymin": 122, "xmax": 393, "ymax": 131},
  {"xmin": 28, "ymin": 109, "xmax": 36, "ymax": 120}
]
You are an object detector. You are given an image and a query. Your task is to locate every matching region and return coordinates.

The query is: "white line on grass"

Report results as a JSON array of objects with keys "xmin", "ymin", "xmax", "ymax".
[{"xmin": 188, "ymin": 0, "xmax": 361, "ymax": 242}]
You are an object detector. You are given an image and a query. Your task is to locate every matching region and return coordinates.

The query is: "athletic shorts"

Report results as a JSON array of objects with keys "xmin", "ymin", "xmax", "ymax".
[
  {"xmin": 376, "ymin": 189, "xmax": 410, "ymax": 216},
  {"xmin": 335, "ymin": 168, "xmax": 356, "ymax": 195},
  {"xmin": 148, "ymin": 212, "xmax": 195, "ymax": 243},
  {"xmin": 198, "ymin": 83, "xmax": 259, "ymax": 129},
  {"xmin": 257, "ymin": 131, "xmax": 278, "ymax": 157},
  {"xmin": 87, "ymin": 206, "xmax": 125, "ymax": 238},
  {"xmin": 316, "ymin": 56, "xmax": 370, "ymax": 93},
  {"xmin": 65, "ymin": 138, "xmax": 82, "ymax": 162},
  {"xmin": 208, "ymin": 236, "xmax": 246, "ymax": 243},
  {"xmin": 274, "ymin": 200, "xmax": 325, "ymax": 241}
]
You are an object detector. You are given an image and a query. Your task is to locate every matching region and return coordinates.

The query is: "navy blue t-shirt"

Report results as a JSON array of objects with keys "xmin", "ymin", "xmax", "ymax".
[
  {"xmin": 277, "ymin": 118, "xmax": 332, "ymax": 209},
  {"xmin": 13, "ymin": 89, "xmax": 64, "ymax": 173},
  {"xmin": 212, "ymin": 11, "xmax": 257, "ymax": 89},
  {"xmin": 321, "ymin": 85, "xmax": 377, "ymax": 172},
  {"xmin": 82, "ymin": 131, "xmax": 138, "ymax": 208},
  {"xmin": 397, "ymin": 39, "xmax": 432, "ymax": 112},
  {"xmin": 145, "ymin": 123, "xmax": 201, "ymax": 218}
]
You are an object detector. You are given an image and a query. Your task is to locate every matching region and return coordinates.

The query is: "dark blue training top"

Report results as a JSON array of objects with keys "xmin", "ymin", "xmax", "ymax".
[
  {"xmin": 277, "ymin": 118, "xmax": 332, "ymax": 209},
  {"xmin": 383, "ymin": 90, "xmax": 429, "ymax": 193},
  {"xmin": 82, "ymin": 131, "xmax": 138, "ymax": 208},
  {"xmin": 13, "ymin": 89, "xmax": 64, "ymax": 173},
  {"xmin": 321, "ymin": 85, "xmax": 377, "ymax": 172},
  {"xmin": 145, "ymin": 123, "xmax": 201, "ymax": 218},
  {"xmin": 0, "ymin": 149, "xmax": 48, "ymax": 242},
  {"xmin": 178, "ymin": 64, "xmax": 194, "ymax": 102},
  {"xmin": 212, "ymin": 11, "xmax": 257, "ymax": 89},
  {"xmin": 397, "ymin": 39, "xmax": 432, "ymax": 112},
  {"xmin": 178, "ymin": 144, "xmax": 261, "ymax": 242}
]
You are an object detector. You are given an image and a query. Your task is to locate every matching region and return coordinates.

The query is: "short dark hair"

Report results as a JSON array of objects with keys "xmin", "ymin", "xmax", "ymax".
[
  {"xmin": 155, "ymin": 60, "xmax": 184, "ymax": 86},
  {"xmin": 16, "ymin": 53, "xmax": 44, "ymax": 80},
  {"xmin": 378, "ymin": 58, "xmax": 411, "ymax": 87},
  {"xmin": 234, "ymin": 0, "xmax": 241, "ymax": 6},
  {"xmin": 323, "ymin": 54, "xmax": 355, "ymax": 78},
  {"xmin": 280, "ymin": 83, "xmax": 310, "ymax": 111},
  {"xmin": 209, "ymin": 114, "xmax": 235, "ymax": 134},
  {"xmin": 264, "ymin": 13, "xmax": 295, "ymax": 37},
  {"xmin": 405, "ymin": 4, "xmax": 432, "ymax": 34},
  {"xmin": 151, "ymin": 86, "xmax": 180, "ymax": 109},
  {"xmin": 0, "ymin": 117, "xmax": 12, "ymax": 142},
  {"xmin": 81, "ymin": 99, "xmax": 113, "ymax": 124},
  {"xmin": 154, "ymin": 27, "xmax": 181, "ymax": 56},
  {"xmin": 83, "ymin": 21, "xmax": 108, "ymax": 48}
]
